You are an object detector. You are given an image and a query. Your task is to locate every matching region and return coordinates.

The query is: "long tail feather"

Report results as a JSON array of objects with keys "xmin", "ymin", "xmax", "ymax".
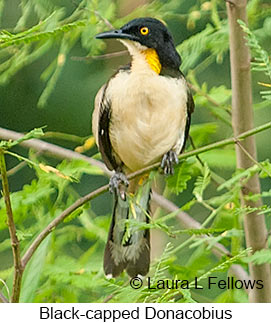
[{"xmin": 103, "ymin": 178, "xmax": 151, "ymax": 277}]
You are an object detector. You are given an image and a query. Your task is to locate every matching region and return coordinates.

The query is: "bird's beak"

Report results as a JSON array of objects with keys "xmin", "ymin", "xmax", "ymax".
[{"xmin": 95, "ymin": 29, "xmax": 139, "ymax": 41}]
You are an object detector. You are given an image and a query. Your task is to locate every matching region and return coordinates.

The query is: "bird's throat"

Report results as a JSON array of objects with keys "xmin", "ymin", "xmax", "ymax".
[
  {"xmin": 142, "ymin": 49, "xmax": 162, "ymax": 74},
  {"xmin": 121, "ymin": 40, "xmax": 162, "ymax": 74}
]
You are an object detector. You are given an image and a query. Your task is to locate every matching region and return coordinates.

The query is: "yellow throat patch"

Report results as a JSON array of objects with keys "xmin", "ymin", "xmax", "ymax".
[{"xmin": 143, "ymin": 48, "xmax": 162, "ymax": 74}]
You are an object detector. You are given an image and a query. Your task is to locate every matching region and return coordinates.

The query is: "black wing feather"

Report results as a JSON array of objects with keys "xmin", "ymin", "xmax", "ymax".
[
  {"xmin": 181, "ymin": 87, "xmax": 195, "ymax": 152},
  {"xmin": 98, "ymin": 91, "xmax": 119, "ymax": 171},
  {"xmin": 97, "ymin": 66, "xmax": 131, "ymax": 171}
]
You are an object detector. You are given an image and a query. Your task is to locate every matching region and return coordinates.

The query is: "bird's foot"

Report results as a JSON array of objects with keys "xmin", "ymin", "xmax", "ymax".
[
  {"xmin": 109, "ymin": 172, "xmax": 129, "ymax": 199},
  {"xmin": 161, "ymin": 150, "xmax": 179, "ymax": 175}
]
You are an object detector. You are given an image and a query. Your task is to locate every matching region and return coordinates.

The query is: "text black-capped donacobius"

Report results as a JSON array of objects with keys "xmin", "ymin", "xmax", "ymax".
[{"xmin": 92, "ymin": 17, "xmax": 194, "ymax": 277}]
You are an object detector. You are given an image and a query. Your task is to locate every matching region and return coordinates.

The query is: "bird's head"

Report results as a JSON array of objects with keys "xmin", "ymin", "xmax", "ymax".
[{"xmin": 95, "ymin": 17, "xmax": 181, "ymax": 74}]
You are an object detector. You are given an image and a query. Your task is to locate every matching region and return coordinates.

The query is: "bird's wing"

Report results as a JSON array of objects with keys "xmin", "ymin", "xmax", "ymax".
[
  {"xmin": 181, "ymin": 87, "xmax": 195, "ymax": 152},
  {"xmin": 160, "ymin": 68, "xmax": 194, "ymax": 154},
  {"xmin": 92, "ymin": 83, "xmax": 120, "ymax": 171}
]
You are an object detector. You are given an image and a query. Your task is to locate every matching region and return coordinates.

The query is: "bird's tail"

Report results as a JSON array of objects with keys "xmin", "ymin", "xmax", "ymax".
[{"xmin": 103, "ymin": 177, "xmax": 151, "ymax": 277}]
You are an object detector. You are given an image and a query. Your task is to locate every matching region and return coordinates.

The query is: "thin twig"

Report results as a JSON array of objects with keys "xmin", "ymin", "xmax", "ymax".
[
  {"xmin": 0, "ymin": 151, "xmax": 23, "ymax": 303},
  {"xmin": 0, "ymin": 161, "xmax": 27, "ymax": 179},
  {"xmin": 235, "ymin": 139, "xmax": 271, "ymax": 177},
  {"xmin": 71, "ymin": 50, "xmax": 128, "ymax": 61},
  {"xmin": 21, "ymin": 183, "xmax": 109, "ymax": 268},
  {"xmin": 94, "ymin": 10, "xmax": 114, "ymax": 29},
  {"xmin": 189, "ymin": 135, "xmax": 204, "ymax": 166},
  {"xmin": 43, "ymin": 131, "xmax": 87, "ymax": 144},
  {"xmin": 0, "ymin": 127, "xmax": 110, "ymax": 176},
  {"xmin": 189, "ymin": 82, "xmax": 231, "ymax": 115},
  {"xmin": 189, "ymin": 136, "xmax": 225, "ymax": 187},
  {"xmin": 103, "ymin": 294, "xmax": 114, "ymax": 303},
  {"xmin": 14, "ymin": 121, "xmax": 271, "ymax": 269}
]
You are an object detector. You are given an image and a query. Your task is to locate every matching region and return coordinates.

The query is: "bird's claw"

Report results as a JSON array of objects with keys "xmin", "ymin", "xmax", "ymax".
[
  {"xmin": 161, "ymin": 150, "xmax": 179, "ymax": 175},
  {"xmin": 109, "ymin": 172, "xmax": 129, "ymax": 199}
]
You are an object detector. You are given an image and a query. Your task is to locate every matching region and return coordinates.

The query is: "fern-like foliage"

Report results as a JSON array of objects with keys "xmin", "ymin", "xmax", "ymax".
[
  {"xmin": 243, "ymin": 249, "xmax": 271, "ymax": 265},
  {"xmin": 239, "ymin": 19, "xmax": 271, "ymax": 101},
  {"xmin": 193, "ymin": 163, "xmax": 211, "ymax": 202},
  {"xmin": 0, "ymin": 0, "xmax": 115, "ymax": 107}
]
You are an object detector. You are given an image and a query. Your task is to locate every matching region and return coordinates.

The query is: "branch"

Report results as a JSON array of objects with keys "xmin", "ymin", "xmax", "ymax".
[
  {"xmin": 0, "ymin": 151, "xmax": 23, "ymax": 303},
  {"xmin": 1, "ymin": 122, "xmax": 271, "ymax": 179},
  {"xmin": 0, "ymin": 161, "xmax": 27, "ymax": 179},
  {"xmin": 5, "ymin": 121, "xmax": 267, "ymax": 270},
  {"xmin": 227, "ymin": 0, "xmax": 271, "ymax": 302},
  {"xmin": 0, "ymin": 127, "xmax": 110, "ymax": 176},
  {"xmin": 71, "ymin": 50, "xmax": 128, "ymax": 61},
  {"xmin": 152, "ymin": 191, "xmax": 251, "ymax": 292}
]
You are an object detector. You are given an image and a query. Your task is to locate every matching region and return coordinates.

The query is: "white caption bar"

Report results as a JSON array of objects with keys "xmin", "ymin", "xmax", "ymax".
[{"xmin": 0, "ymin": 303, "xmax": 269, "ymax": 323}]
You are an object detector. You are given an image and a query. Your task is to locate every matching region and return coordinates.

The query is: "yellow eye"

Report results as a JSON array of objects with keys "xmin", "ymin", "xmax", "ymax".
[{"xmin": 140, "ymin": 27, "xmax": 149, "ymax": 36}]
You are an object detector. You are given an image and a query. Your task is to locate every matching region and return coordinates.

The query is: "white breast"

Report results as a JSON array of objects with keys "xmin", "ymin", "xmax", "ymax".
[{"xmin": 106, "ymin": 70, "xmax": 188, "ymax": 172}]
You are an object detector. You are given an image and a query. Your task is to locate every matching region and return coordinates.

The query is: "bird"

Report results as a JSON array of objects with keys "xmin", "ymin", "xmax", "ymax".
[{"xmin": 92, "ymin": 17, "xmax": 194, "ymax": 278}]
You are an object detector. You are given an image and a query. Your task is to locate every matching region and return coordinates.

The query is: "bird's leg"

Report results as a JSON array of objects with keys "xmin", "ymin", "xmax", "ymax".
[
  {"xmin": 109, "ymin": 171, "xmax": 129, "ymax": 200},
  {"xmin": 161, "ymin": 150, "xmax": 179, "ymax": 175}
]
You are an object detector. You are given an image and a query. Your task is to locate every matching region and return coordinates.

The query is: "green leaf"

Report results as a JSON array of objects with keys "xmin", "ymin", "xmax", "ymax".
[
  {"xmin": 20, "ymin": 235, "xmax": 51, "ymax": 302},
  {"xmin": 243, "ymin": 249, "xmax": 271, "ymax": 265},
  {"xmin": 0, "ymin": 179, "xmax": 55, "ymax": 230},
  {"xmin": 186, "ymin": 245, "xmax": 212, "ymax": 272},
  {"xmin": 0, "ymin": 20, "xmax": 87, "ymax": 49},
  {"xmin": 166, "ymin": 159, "xmax": 195, "ymax": 195},
  {"xmin": 0, "ymin": 127, "xmax": 45, "ymax": 149},
  {"xmin": 215, "ymin": 289, "xmax": 248, "ymax": 303},
  {"xmin": 259, "ymin": 160, "xmax": 271, "ymax": 178},
  {"xmin": 192, "ymin": 248, "xmax": 251, "ymax": 286},
  {"xmin": 177, "ymin": 24, "xmax": 215, "ymax": 72},
  {"xmin": 181, "ymin": 199, "xmax": 196, "ymax": 211},
  {"xmin": 180, "ymin": 288, "xmax": 196, "ymax": 303},
  {"xmin": 173, "ymin": 228, "xmax": 226, "ymax": 235},
  {"xmin": 57, "ymin": 159, "xmax": 103, "ymax": 177},
  {"xmin": 218, "ymin": 165, "xmax": 259, "ymax": 191},
  {"xmin": 193, "ymin": 163, "xmax": 211, "ymax": 201},
  {"xmin": 196, "ymin": 85, "xmax": 231, "ymax": 106}
]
